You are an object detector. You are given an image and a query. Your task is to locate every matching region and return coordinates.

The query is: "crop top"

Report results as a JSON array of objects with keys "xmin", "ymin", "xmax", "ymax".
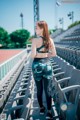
[{"xmin": 36, "ymin": 36, "xmax": 49, "ymax": 53}]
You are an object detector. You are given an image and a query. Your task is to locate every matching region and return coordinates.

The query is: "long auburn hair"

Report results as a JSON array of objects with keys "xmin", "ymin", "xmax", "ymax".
[{"xmin": 37, "ymin": 21, "xmax": 51, "ymax": 52}]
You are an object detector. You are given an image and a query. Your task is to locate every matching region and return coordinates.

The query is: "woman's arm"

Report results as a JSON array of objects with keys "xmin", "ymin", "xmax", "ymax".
[
  {"xmin": 31, "ymin": 39, "xmax": 36, "ymax": 58},
  {"xmin": 48, "ymin": 38, "xmax": 57, "ymax": 58}
]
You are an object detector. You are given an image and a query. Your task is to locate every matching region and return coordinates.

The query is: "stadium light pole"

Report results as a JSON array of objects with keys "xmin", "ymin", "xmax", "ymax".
[
  {"xmin": 67, "ymin": 11, "xmax": 74, "ymax": 24},
  {"xmin": 59, "ymin": 17, "xmax": 64, "ymax": 29},
  {"xmin": 20, "ymin": 13, "xmax": 24, "ymax": 29},
  {"xmin": 33, "ymin": 0, "xmax": 39, "ymax": 35},
  {"xmin": 55, "ymin": 0, "xmax": 62, "ymax": 29}
]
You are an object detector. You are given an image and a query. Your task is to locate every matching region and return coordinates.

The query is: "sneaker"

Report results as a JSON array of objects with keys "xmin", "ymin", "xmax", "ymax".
[
  {"xmin": 46, "ymin": 111, "xmax": 53, "ymax": 119},
  {"xmin": 40, "ymin": 106, "xmax": 45, "ymax": 115}
]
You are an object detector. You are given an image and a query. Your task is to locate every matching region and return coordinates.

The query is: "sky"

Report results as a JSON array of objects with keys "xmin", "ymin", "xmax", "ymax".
[{"xmin": 0, "ymin": 0, "xmax": 80, "ymax": 35}]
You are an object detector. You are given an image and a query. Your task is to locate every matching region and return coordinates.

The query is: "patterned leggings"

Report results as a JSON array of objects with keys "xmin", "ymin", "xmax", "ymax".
[{"xmin": 32, "ymin": 57, "xmax": 53, "ymax": 110}]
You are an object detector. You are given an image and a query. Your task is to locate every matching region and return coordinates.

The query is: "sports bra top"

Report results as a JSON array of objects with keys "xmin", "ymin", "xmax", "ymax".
[{"xmin": 36, "ymin": 36, "xmax": 49, "ymax": 53}]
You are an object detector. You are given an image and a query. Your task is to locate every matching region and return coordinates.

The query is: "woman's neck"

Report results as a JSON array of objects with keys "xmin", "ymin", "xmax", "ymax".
[{"xmin": 37, "ymin": 35, "xmax": 43, "ymax": 38}]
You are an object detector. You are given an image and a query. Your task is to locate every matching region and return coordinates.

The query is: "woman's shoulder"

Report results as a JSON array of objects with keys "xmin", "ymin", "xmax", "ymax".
[
  {"xmin": 32, "ymin": 37, "xmax": 40, "ymax": 41},
  {"xmin": 32, "ymin": 37, "xmax": 37, "ymax": 43},
  {"xmin": 32, "ymin": 37, "xmax": 42, "ymax": 44},
  {"xmin": 49, "ymin": 37, "xmax": 54, "ymax": 43},
  {"xmin": 49, "ymin": 37, "xmax": 53, "ymax": 41}
]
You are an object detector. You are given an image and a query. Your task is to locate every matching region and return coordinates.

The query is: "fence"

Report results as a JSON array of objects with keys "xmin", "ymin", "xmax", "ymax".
[{"xmin": 0, "ymin": 49, "xmax": 27, "ymax": 81}]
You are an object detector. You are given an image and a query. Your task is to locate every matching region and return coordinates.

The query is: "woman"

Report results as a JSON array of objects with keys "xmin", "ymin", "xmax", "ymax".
[{"xmin": 31, "ymin": 21, "xmax": 57, "ymax": 119}]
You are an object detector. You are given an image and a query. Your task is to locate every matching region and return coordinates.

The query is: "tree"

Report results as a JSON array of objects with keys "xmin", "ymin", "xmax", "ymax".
[
  {"xmin": 10, "ymin": 29, "xmax": 30, "ymax": 48},
  {"xmin": 0, "ymin": 27, "xmax": 10, "ymax": 48},
  {"xmin": 68, "ymin": 21, "xmax": 80, "ymax": 29}
]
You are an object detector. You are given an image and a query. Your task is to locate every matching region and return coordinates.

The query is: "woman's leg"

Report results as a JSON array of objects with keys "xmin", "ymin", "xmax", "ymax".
[
  {"xmin": 43, "ymin": 77, "xmax": 52, "ymax": 110},
  {"xmin": 35, "ymin": 79, "xmax": 44, "ymax": 108}
]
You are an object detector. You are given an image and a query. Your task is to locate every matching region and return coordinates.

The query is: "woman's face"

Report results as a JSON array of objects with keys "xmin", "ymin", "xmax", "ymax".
[{"xmin": 35, "ymin": 23, "xmax": 43, "ymax": 36}]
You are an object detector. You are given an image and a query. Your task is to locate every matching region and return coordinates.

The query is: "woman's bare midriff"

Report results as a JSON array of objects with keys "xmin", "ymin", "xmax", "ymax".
[{"xmin": 35, "ymin": 52, "xmax": 48, "ymax": 58}]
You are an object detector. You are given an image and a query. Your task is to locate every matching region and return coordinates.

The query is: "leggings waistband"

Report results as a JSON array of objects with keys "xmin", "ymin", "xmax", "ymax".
[
  {"xmin": 33, "ymin": 57, "xmax": 49, "ymax": 62},
  {"xmin": 34, "ymin": 57, "xmax": 49, "ymax": 60}
]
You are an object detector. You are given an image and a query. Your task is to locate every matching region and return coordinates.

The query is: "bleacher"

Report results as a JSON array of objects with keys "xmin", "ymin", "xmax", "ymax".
[
  {"xmin": 53, "ymin": 24, "xmax": 80, "ymax": 69},
  {"xmin": 0, "ymin": 49, "xmax": 32, "ymax": 120},
  {"xmin": 0, "ymin": 54, "xmax": 80, "ymax": 120},
  {"xmin": 0, "ymin": 25, "xmax": 80, "ymax": 120}
]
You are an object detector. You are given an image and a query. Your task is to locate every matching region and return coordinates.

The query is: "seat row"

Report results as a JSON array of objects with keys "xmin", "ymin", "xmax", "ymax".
[
  {"xmin": 0, "ymin": 60, "xmax": 24, "ymax": 114},
  {"xmin": 0, "ymin": 58, "xmax": 33, "ymax": 120},
  {"xmin": 49, "ymin": 56, "xmax": 80, "ymax": 120},
  {"xmin": 56, "ymin": 47, "xmax": 80, "ymax": 69}
]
